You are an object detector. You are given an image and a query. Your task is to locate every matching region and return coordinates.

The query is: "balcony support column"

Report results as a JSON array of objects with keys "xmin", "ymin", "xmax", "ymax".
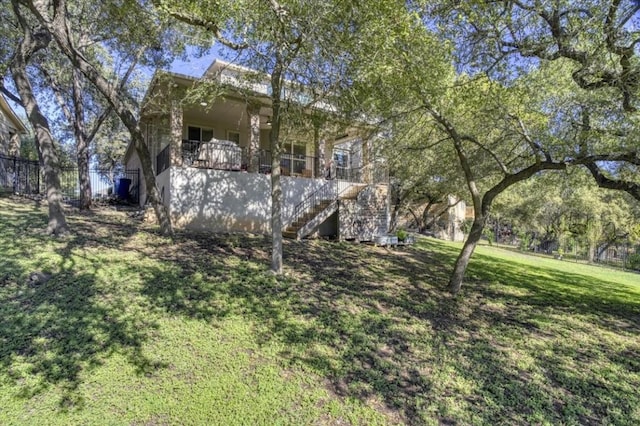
[
  {"xmin": 247, "ymin": 102, "xmax": 261, "ymax": 173},
  {"xmin": 313, "ymin": 124, "xmax": 326, "ymax": 179},
  {"xmin": 170, "ymin": 100, "xmax": 183, "ymax": 167}
]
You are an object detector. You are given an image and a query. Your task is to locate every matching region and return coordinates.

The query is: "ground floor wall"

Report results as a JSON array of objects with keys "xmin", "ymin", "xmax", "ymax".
[
  {"xmin": 157, "ymin": 167, "xmax": 171, "ymax": 208},
  {"xmin": 170, "ymin": 167, "xmax": 328, "ymax": 233},
  {"xmin": 126, "ymin": 150, "xmax": 147, "ymax": 206}
]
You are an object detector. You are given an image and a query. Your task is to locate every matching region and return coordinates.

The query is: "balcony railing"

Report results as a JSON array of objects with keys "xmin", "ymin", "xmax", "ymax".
[
  {"xmin": 156, "ymin": 139, "xmax": 388, "ymax": 184},
  {"xmin": 181, "ymin": 139, "xmax": 243, "ymax": 170},
  {"xmin": 257, "ymin": 151, "xmax": 318, "ymax": 178}
]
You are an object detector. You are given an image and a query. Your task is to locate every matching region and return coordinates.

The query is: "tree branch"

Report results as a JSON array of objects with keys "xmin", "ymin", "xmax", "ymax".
[
  {"xmin": 162, "ymin": 8, "xmax": 248, "ymax": 50},
  {"xmin": 0, "ymin": 85, "xmax": 24, "ymax": 106},
  {"xmin": 583, "ymin": 161, "xmax": 640, "ymax": 201}
]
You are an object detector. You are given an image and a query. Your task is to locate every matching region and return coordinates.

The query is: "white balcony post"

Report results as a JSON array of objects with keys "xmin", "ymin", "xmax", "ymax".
[
  {"xmin": 247, "ymin": 103, "xmax": 261, "ymax": 173},
  {"xmin": 170, "ymin": 101, "xmax": 183, "ymax": 167}
]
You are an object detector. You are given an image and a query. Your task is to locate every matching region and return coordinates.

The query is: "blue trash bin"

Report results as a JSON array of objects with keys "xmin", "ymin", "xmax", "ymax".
[{"xmin": 115, "ymin": 178, "xmax": 131, "ymax": 200}]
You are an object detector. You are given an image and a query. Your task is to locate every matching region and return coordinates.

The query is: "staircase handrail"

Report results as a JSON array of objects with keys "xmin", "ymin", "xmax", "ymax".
[{"xmin": 290, "ymin": 180, "xmax": 337, "ymax": 226}]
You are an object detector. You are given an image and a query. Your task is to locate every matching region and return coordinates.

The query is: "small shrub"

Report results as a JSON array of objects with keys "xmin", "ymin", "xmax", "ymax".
[
  {"xmin": 483, "ymin": 227, "xmax": 495, "ymax": 246},
  {"xmin": 396, "ymin": 229, "xmax": 408, "ymax": 242},
  {"xmin": 628, "ymin": 253, "xmax": 640, "ymax": 271}
]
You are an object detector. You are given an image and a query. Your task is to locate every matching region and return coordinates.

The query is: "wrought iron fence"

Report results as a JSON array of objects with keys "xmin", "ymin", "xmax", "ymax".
[
  {"xmin": 0, "ymin": 155, "xmax": 40, "ymax": 195},
  {"xmin": 495, "ymin": 235, "xmax": 639, "ymax": 271},
  {"xmin": 1, "ymin": 155, "xmax": 140, "ymax": 204},
  {"xmin": 58, "ymin": 167, "xmax": 140, "ymax": 204}
]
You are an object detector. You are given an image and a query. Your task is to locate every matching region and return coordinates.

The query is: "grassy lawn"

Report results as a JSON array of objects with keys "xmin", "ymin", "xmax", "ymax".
[{"xmin": 0, "ymin": 196, "xmax": 638, "ymax": 425}]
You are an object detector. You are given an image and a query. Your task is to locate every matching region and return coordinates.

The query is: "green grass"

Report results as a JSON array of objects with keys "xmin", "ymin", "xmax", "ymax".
[{"xmin": 0, "ymin": 196, "xmax": 638, "ymax": 425}]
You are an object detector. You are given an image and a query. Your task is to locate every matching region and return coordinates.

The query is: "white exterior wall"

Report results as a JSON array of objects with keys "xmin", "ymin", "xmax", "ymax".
[
  {"xmin": 156, "ymin": 167, "xmax": 171, "ymax": 208},
  {"xmin": 170, "ymin": 167, "xmax": 328, "ymax": 233},
  {"xmin": 0, "ymin": 110, "xmax": 10, "ymax": 155}
]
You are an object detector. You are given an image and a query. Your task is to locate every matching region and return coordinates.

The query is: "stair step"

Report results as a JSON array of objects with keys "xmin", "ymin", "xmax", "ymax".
[{"xmin": 285, "ymin": 197, "xmax": 339, "ymax": 240}]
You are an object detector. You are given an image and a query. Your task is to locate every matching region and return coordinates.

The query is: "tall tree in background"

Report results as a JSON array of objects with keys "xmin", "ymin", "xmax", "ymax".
[
  {"xmin": 345, "ymin": 12, "xmax": 580, "ymax": 293},
  {"xmin": 431, "ymin": 0, "xmax": 640, "ymax": 201},
  {"xmin": 7, "ymin": 0, "xmax": 69, "ymax": 235},
  {"xmin": 493, "ymin": 169, "xmax": 639, "ymax": 260},
  {"xmin": 18, "ymin": 0, "xmax": 186, "ymax": 235},
  {"xmin": 41, "ymin": 51, "xmax": 140, "ymax": 210}
]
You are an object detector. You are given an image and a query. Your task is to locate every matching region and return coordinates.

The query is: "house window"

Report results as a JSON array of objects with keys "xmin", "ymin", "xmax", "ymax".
[
  {"xmin": 333, "ymin": 148, "xmax": 351, "ymax": 180},
  {"xmin": 333, "ymin": 149, "xmax": 350, "ymax": 168},
  {"xmin": 227, "ymin": 131, "xmax": 240, "ymax": 144},
  {"xmin": 187, "ymin": 125, "xmax": 214, "ymax": 142},
  {"xmin": 281, "ymin": 142, "xmax": 308, "ymax": 175}
]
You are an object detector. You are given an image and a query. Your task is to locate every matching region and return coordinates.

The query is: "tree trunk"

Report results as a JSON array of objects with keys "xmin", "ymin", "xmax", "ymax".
[
  {"xmin": 588, "ymin": 244, "xmax": 596, "ymax": 263},
  {"xmin": 269, "ymin": 62, "xmax": 284, "ymax": 274},
  {"xmin": 134, "ymin": 130, "xmax": 173, "ymax": 235},
  {"xmin": 389, "ymin": 197, "xmax": 404, "ymax": 232},
  {"xmin": 72, "ymin": 69, "xmax": 92, "ymax": 210},
  {"xmin": 449, "ymin": 215, "xmax": 485, "ymax": 294},
  {"xmin": 10, "ymin": 11, "xmax": 69, "ymax": 235},
  {"xmin": 407, "ymin": 207, "xmax": 421, "ymax": 231},
  {"xmin": 35, "ymin": 7, "xmax": 173, "ymax": 236}
]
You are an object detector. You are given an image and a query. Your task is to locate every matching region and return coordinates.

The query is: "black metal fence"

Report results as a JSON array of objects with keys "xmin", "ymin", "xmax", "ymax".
[
  {"xmin": 58, "ymin": 167, "xmax": 140, "ymax": 204},
  {"xmin": 1, "ymin": 155, "xmax": 140, "ymax": 205},
  {"xmin": 0, "ymin": 155, "xmax": 40, "ymax": 195},
  {"xmin": 493, "ymin": 234, "xmax": 639, "ymax": 271}
]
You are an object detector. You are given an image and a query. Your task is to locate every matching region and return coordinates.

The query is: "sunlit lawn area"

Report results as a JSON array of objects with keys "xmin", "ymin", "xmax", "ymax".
[{"xmin": 1, "ymin": 196, "xmax": 638, "ymax": 425}]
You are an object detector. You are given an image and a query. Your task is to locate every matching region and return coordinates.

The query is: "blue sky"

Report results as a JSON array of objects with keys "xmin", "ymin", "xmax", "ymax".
[{"xmin": 166, "ymin": 46, "xmax": 220, "ymax": 78}]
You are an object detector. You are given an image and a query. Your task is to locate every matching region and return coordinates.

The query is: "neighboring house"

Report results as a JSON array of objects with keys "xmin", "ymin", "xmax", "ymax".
[
  {"xmin": 396, "ymin": 195, "xmax": 467, "ymax": 242},
  {"xmin": 0, "ymin": 95, "xmax": 33, "ymax": 194},
  {"xmin": 0, "ymin": 95, "xmax": 26, "ymax": 157},
  {"xmin": 125, "ymin": 60, "xmax": 389, "ymax": 240}
]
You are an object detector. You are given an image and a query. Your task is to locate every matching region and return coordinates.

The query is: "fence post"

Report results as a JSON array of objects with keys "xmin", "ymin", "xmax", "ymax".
[
  {"xmin": 624, "ymin": 239, "xmax": 629, "ymax": 270},
  {"xmin": 12, "ymin": 157, "xmax": 16, "ymax": 193},
  {"xmin": 25, "ymin": 162, "xmax": 30, "ymax": 194},
  {"xmin": 136, "ymin": 168, "xmax": 140, "ymax": 204}
]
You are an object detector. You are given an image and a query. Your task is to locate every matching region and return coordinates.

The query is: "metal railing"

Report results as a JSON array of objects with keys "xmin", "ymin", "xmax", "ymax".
[
  {"xmin": 156, "ymin": 145, "xmax": 170, "ymax": 175},
  {"xmin": 290, "ymin": 180, "xmax": 338, "ymax": 227},
  {"xmin": 181, "ymin": 139, "xmax": 243, "ymax": 170},
  {"xmin": 176, "ymin": 141, "xmax": 387, "ymax": 184},
  {"xmin": 257, "ymin": 150, "xmax": 318, "ymax": 177},
  {"xmin": 334, "ymin": 163, "xmax": 389, "ymax": 184},
  {"xmin": 0, "ymin": 155, "xmax": 40, "ymax": 194},
  {"xmin": 58, "ymin": 168, "xmax": 140, "ymax": 204}
]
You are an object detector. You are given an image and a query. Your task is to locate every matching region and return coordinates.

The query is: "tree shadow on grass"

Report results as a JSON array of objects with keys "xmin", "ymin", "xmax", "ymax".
[
  {"xmin": 4, "ymin": 197, "xmax": 637, "ymax": 423},
  {"xmin": 0, "ymin": 203, "xmax": 164, "ymax": 410},
  {"xmin": 138, "ymin": 234, "xmax": 640, "ymax": 424}
]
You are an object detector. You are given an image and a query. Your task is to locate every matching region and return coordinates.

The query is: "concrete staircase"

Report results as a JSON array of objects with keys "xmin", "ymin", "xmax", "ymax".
[
  {"xmin": 282, "ymin": 199, "xmax": 338, "ymax": 240},
  {"xmin": 282, "ymin": 182, "xmax": 368, "ymax": 240}
]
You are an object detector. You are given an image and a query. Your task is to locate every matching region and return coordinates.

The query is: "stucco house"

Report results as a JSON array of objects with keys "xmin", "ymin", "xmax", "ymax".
[
  {"xmin": 0, "ymin": 95, "xmax": 33, "ymax": 194},
  {"xmin": 0, "ymin": 95, "xmax": 26, "ymax": 157},
  {"xmin": 125, "ymin": 60, "xmax": 389, "ymax": 240}
]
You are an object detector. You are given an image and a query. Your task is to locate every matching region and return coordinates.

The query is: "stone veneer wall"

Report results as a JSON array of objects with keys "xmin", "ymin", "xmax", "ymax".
[{"xmin": 338, "ymin": 185, "xmax": 388, "ymax": 242}]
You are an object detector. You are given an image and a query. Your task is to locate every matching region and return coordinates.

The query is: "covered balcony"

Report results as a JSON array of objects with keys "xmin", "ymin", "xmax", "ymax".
[
  {"xmin": 155, "ymin": 137, "xmax": 388, "ymax": 185},
  {"xmin": 156, "ymin": 138, "xmax": 320, "ymax": 178}
]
